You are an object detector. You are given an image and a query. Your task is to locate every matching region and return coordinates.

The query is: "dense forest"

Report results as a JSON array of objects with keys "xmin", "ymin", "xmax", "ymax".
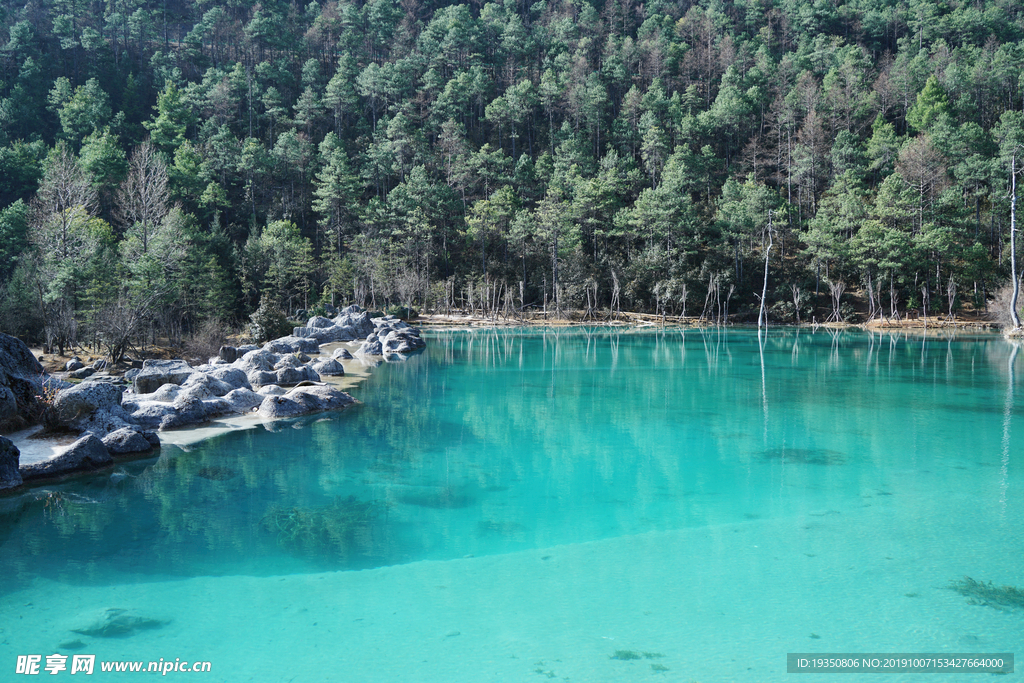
[{"xmin": 2, "ymin": 0, "xmax": 1024, "ymax": 353}]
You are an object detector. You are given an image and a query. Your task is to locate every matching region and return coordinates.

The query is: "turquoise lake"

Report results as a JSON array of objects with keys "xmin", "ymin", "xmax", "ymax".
[{"xmin": 0, "ymin": 327, "xmax": 1021, "ymax": 681}]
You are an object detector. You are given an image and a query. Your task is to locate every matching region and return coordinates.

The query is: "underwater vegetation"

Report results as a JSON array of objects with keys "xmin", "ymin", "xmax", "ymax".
[
  {"xmin": 758, "ymin": 448, "xmax": 847, "ymax": 465},
  {"xmin": 395, "ymin": 486, "xmax": 476, "ymax": 509},
  {"xmin": 949, "ymin": 576, "xmax": 1024, "ymax": 611},
  {"xmin": 476, "ymin": 519, "xmax": 526, "ymax": 539},
  {"xmin": 260, "ymin": 496, "xmax": 386, "ymax": 559},
  {"xmin": 195, "ymin": 466, "xmax": 238, "ymax": 481},
  {"xmin": 611, "ymin": 650, "xmax": 665, "ymax": 661}
]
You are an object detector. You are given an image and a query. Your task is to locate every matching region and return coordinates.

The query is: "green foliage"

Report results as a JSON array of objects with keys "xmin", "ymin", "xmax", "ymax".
[
  {"xmin": 0, "ymin": 0, "xmax": 1021, "ymax": 340},
  {"xmin": 247, "ymin": 295, "xmax": 290, "ymax": 343}
]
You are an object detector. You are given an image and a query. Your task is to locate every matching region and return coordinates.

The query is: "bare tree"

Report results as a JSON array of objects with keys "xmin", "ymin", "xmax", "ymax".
[
  {"xmin": 115, "ymin": 141, "xmax": 170, "ymax": 256},
  {"xmin": 30, "ymin": 143, "xmax": 99, "ymax": 354}
]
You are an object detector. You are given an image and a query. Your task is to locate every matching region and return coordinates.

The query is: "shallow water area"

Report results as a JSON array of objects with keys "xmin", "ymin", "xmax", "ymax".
[{"xmin": 1, "ymin": 327, "xmax": 1021, "ymax": 681}]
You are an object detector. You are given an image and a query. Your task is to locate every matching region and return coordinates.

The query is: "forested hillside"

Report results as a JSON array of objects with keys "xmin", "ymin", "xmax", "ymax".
[{"xmin": 2, "ymin": 0, "xmax": 1024, "ymax": 351}]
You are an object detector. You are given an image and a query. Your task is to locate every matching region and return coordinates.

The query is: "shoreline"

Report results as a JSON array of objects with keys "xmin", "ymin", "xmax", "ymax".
[
  {"xmin": 415, "ymin": 311, "xmax": 1001, "ymax": 335},
  {"xmin": 4, "ymin": 341, "xmax": 385, "ymax": 475}
]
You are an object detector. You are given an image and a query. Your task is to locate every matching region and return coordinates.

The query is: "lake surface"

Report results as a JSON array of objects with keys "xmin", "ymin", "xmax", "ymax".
[{"xmin": 1, "ymin": 327, "xmax": 1021, "ymax": 681}]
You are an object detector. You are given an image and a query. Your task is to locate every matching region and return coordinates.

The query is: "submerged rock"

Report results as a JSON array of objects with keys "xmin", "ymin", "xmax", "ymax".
[
  {"xmin": 0, "ymin": 436, "xmax": 22, "ymax": 490},
  {"xmin": 70, "ymin": 608, "xmax": 169, "ymax": 638},
  {"xmin": 20, "ymin": 435, "xmax": 112, "ymax": 480}
]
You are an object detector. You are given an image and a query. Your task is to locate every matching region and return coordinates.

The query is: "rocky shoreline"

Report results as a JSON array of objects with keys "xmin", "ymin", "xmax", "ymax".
[{"xmin": 0, "ymin": 305, "xmax": 425, "ymax": 490}]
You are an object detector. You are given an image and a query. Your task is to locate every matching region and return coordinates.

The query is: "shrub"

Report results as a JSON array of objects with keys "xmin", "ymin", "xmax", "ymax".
[{"xmin": 248, "ymin": 297, "xmax": 291, "ymax": 343}]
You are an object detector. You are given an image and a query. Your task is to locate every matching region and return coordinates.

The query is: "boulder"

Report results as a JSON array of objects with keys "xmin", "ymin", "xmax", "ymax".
[
  {"xmin": 306, "ymin": 315, "xmax": 335, "ymax": 328},
  {"xmin": 257, "ymin": 384, "xmax": 355, "ymax": 419},
  {"xmin": 257, "ymin": 385, "xmax": 287, "ymax": 396},
  {"xmin": 0, "ymin": 436, "xmax": 22, "ymax": 491},
  {"xmin": 52, "ymin": 382, "xmax": 123, "ymax": 426},
  {"xmin": 75, "ymin": 405, "xmax": 138, "ymax": 439},
  {"xmin": 207, "ymin": 366, "xmax": 250, "ymax": 390},
  {"xmin": 331, "ymin": 348, "xmax": 354, "ymax": 360},
  {"xmin": 340, "ymin": 304, "xmax": 362, "ymax": 315},
  {"xmin": 273, "ymin": 354, "xmax": 304, "ymax": 370},
  {"xmin": 275, "ymin": 365, "xmax": 320, "ymax": 385},
  {"xmin": 218, "ymin": 345, "xmax": 238, "ymax": 363},
  {"xmin": 355, "ymin": 339, "xmax": 383, "ymax": 356},
  {"xmin": 133, "ymin": 360, "xmax": 195, "ymax": 395},
  {"xmin": 180, "ymin": 372, "xmax": 235, "ymax": 399},
  {"xmin": 69, "ymin": 366, "xmax": 95, "ymax": 380},
  {"xmin": 222, "ymin": 388, "xmax": 264, "ymax": 412},
  {"xmin": 200, "ymin": 397, "xmax": 234, "ymax": 419},
  {"xmin": 129, "ymin": 402, "xmax": 177, "ymax": 431},
  {"xmin": 20, "ymin": 435, "xmax": 112, "ymax": 480},
  {"xmin": 264, "ymin": 335, "xmax": 320, "ymax": 354},
  {"xmin": 310, "ymin": 358, "xmax": 345, "ymax": 376},
  {"xmin": 92, "ymin": 359, "xmax": 108, "ymax": 370},
  {"xmin": 66, "ymin": 358, "xmax": 84, "ymax": 371},
  {"xmin": 0, "ymin": 333, "xmax": 45, "ymax": 429},
  {"xmin": 246, "ymin": 370, "xmax": 278, "ymax": 388},
  {"xmin": 102, "ymin": 427, "xmax": 156, "ymax": 454},
  {"xmin": 235, "ymin": 349, "xmax": 279, "ymax": 372},
  {"xmin": 159, "ymin": 395, "xmax": 207, "ymax": 430}
]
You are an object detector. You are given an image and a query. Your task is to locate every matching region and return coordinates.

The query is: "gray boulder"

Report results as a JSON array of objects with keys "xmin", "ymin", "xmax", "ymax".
[
  {"xmin": 340, "ymin": 304, "xmax": 362, "ymax": 315},
  {"xmin": 331, "ymin": 347, "xmax": 354, "ymax": 360},
  {"xmin": 133, "ymin": 360, "xmax": 195, "ymax": 394},
  {"xmin": 222, "ymin": 388, "xmax": 264, "ymax": 412},
  {"xmin": 0, "ymin": 436, "xmax": 22, "ymax": 490},
  {"xmin": 306, "ymin": 315, "xmax": 335, "ymax": 328},
  {"xmin": 159, "ymin": 395, "xmax": 207, "ymax": 430},
  {"xmin": 76, "ymin": 405, "xmax": 138, "ymax": 439},
  {"xmin": 20, "ymin": 435, "xmax": 112, "ymax": 480},
  {"xmin": 0, "ymin": 333, "xmax": 45, "ymax": 429},
  {"xmin": 200, "ymin": 397, "xmax": 234, "ymax": 419},
  {"xmin": 257, "ymin": 384, "xmax": 287, "ymax": 396},
  {"xmin": 275, "ymin": 365, "xmax": 320, "ymax": 385},
  {"xmin": 235, "ymin": 349, "xmax": 279, "ymax": 372},
  {"xmin": 52, "ymin": 382, "xmax": 123, "ymax": 426},
  {"xmin": 264, "ymin": 336, "xmax": 319, "ymax": 354},
  {"xmin": 69, "ymin": 366, "xmax": 95, "ymax": 380},
  {"xmin": 91, "ymin": 359, "xmax": 108, "ymax": 370},
  {"xmin": 143, "ymin": 383, "xmax": 183, "ymax": 402},
  {"xmin": 102, "ymin": 427, "xmax": 156, "ymax": 454},
  {"xmin": 355, "ymin": 339, "xmax": 384, "ymax": 356},
  {"xmin": 381, "ymin": 329, "xmax": 426, "ymax": 354},
  {"xmin": 129, "ymin": 402, "xmax": 177, "ymax": 431},
  {"xmin": 208, "ymin": 366, "xmax": 250, "ymax": 390},
  {"xmin": 310, "ymin": 358, "xmax": 345, "ymax": 376},
  {"xmin": 257, "ymin": 384, "xmax": 355, "ymax": 419},
  {"xmin": 218, "ymin": 346, "xmax": 238, "ymax": 363},
  {"xmin": 66, "ymin": 358, "xmax": 85, "ymax": 371},
  {"xmin": 180, "ymin": 372, "xmax": 235, "ymax": 399},
  {"xmin": 246, "ymin": 370, "xmax": 278, "ymax": 388},
  {"xmin": 273, "ymin": 354, "xmax": 304, "ymax": 370}
]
